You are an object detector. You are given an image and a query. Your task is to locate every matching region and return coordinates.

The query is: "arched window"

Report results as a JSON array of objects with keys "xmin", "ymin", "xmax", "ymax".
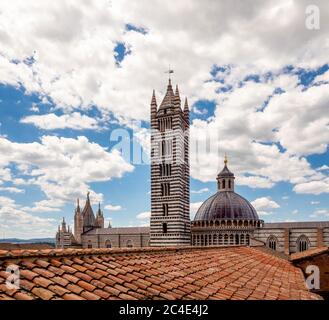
[
  {"xmin": 228, "ymin": 180, "xmax": 231, "ymax": 189},
  {"xmin": 162, "ymin": 223, "xmax": 167, "ymax": 234},
  {"xmin": 240, "ymin": 234, "xmax": 245, "ymax": 245},
  {"xmin": 126, "ymin": 240, "xmax": 133, "ymax": 248},
  {"xmin": 163, "ymin": 203, "xmax": 169, "ymax": 216},
  {"xmin": 235, "ymin": 234, "xmax": 240, "ymax": 245},
  {"xmin": 87, "ymin": 240, "xmax": 92, "ymax": 248},
  {"xmin": 105, "ymin": 240, "xmax": 112, "ymax": 248},
  {"xmin": 267, "ymin": 236, "xmax": 278, "ymax": 251},
  {"xmin": 224, "ymin": 234, "xmax": 228, "ymax": 245},
  {"xmin": 222, "ymin": 179, "xmax": 226, "ymax": 189},
  {"xmin": 229, "ymin": 234, "xmax": 234, "ymax": 245},
  {"xmin": 297, "ymin": 235, "xmax": 309, "ymax": 252},
  {"xmin": 246, "ymin": 234, "xmax": 250, "ymax": 245}
]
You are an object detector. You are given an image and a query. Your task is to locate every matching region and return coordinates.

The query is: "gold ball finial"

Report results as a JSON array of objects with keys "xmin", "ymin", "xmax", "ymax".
[{"xmin": 224, "ymin": 154, "xmax": 228, "ymax": 166}]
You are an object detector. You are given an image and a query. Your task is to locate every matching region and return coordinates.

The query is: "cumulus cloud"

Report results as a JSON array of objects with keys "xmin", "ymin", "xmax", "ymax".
[
  {"xmin": 191, "ymin": 188, "xmax": 209, "ymax": 194},
  {"xmin": 0, "ymin": 196, "xmax": 56, "ymax": 238},
  {"xmin": 20, "ymin": 112, "xmax": 101, "ymax": 130},
  {"xmin": 0, "ymin": 135, "xmax": 134, "ymax": 211},
  {"xmin": 251, "ymin": 197, "xmax": 280, "ymax": 216},
  {"xmin": 310, "ymin": 209, "xmax": 329, "ymax": 218},
  {"xmin": 136, "ymin": 211, "xmax": 151, "ymax": 220},
  {"xmin": 0, "ymin": 0, "xmax": 328, "ymax": 211},
  {"xmin": 104, "ymin": 204, "xmax": 123, "ymax": 212},
  {"xmin": 0, "ymin": 186, "xmax": 25, "ymax": 194},
  {"xmin": 293, "ymin": 177, "xmax": 329, "ymax": 195}
]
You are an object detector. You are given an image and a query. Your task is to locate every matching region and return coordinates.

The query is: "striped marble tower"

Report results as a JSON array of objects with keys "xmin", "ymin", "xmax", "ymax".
[{"xmin": 150, "ymin": 79, "xmax": 191, "ymax": 246}]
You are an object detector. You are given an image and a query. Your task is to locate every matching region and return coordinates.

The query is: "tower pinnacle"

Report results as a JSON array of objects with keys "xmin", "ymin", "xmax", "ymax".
[{"xmin": 224, "ymin": 154, "xmax": 228, "ymax": 166}]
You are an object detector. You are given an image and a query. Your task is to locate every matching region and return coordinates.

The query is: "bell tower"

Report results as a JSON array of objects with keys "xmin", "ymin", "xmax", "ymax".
[{"xmin": 150, "ymin": 75, "xmax": 191, "ymax": 246}]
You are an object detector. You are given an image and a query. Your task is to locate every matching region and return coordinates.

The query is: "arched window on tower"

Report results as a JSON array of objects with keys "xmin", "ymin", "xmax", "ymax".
[
  {"xmin": 297, "ymin": 235, "xmax": 309, "ymax": 252},
  {"xmin": 222, "ymin": 179, "xmax": 226, "ymax": 189},
  {"xmin": 267, "ymin": 236, "xmax": 278, "ymax": 251},
  {"xmin": 163, "ymin": 203, "xmax": 169, "ymax": 216},
  {"xmin": 228, "ymin": 180, "xmax": 231, "ymax": 189}
]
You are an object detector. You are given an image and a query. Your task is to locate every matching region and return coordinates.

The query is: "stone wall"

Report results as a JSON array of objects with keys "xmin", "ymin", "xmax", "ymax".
[
  {"xmin": 254, "ymin": 223, "xmax": 329, "ymax": 254},
  {"xmin": 81, "ymin": 233, "xmax": 150, "ymax": 249}
]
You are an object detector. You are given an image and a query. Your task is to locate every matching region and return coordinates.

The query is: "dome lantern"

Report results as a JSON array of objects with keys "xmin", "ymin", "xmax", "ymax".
[{"xmin": 217, "ymin": 155, "xmax": 235, "ymax": 192}]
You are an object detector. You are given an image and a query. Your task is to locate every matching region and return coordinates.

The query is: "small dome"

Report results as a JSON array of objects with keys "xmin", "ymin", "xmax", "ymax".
[{"xmin": 194, "ymin": 191, "xmax": 259, "ymax": 221}]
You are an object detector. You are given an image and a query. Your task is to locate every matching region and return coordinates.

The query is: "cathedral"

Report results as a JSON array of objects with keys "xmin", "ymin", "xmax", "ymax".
[{"xmin": 56, "ymin": 79, "xmax": 329, "ymax": 255}]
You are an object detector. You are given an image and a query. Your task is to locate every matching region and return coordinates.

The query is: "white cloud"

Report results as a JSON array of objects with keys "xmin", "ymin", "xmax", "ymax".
[
  {"xmin": 0, "ymin": 186, "xmax": 25, "ymax": 194},
  {"xmin": 190, "ymin": 202, "xmax": 203, "ymax": 220},
  {"xmin": 251, "ymin": 197, "xmax": 280, "ymax": 216},
  {"xmin": 0, "ymin": 135, "xmax": 134, "ymax": 213},
  {"xmin": 136, "ymin": 211, "xmax": 150, "ymax": 220},
  {"xmin": 317, "ymin": 165, "xmax": 329, "ymax": 171},
  {"xmin": 314, "ymin": 70, "xmax": 329, "ymax": 83},
  {"xmin": 0, "ymin": 196, "xmax": 57, "ymax": 238},
  {"xmin": 191, "ymin": 188, "xmax": 209, "ymax": 194},
  {"xmin": 311, "ymin": 201, "xmax": 320, "ymax": 205},
  {"xmin": 30, "ymin": 103, "xmax": 40, "ymax": 113},
  {"xmin": 293, "ymin": 177, "xmax": 329, "ymax": 195},
  {"xmin": 104, "ymin": 204, "xmax": 123, "ymax": 211},
  {"xmin": 21, "ymin": 112, "xmax": 100, "ymax": 130},
  {"xmin": 0, "ymin": 0, "xmax": 328, "ymax": 198},
  {"xmin": 282, "ymin": 196, "xmax": 289, "ymax": 200},
  {"xmin": 292, "ymin": 209, "xmax": 299, "ymax": 215},
  {"xmin": 310, "ymin": 209, "xmax": 329, "ymax": 218}
]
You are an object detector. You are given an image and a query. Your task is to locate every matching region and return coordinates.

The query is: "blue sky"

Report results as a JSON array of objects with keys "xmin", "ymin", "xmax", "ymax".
[{"xmin": 0, "ymin": 0, "xmax": 329, "ymax": 238}]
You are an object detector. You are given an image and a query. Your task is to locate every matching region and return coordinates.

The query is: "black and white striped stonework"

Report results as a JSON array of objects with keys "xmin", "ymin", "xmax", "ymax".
[{"xmin": 150, "ymin": 80, "xmax": 191, "ymax": 246}]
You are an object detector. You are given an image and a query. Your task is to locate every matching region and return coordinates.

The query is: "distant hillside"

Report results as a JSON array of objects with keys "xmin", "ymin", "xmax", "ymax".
[
  {"xmin": 0, "ymin": 242, "xmax": 55, "ymax": 250},
  {"xmin": 0, "ymin": 238, "xmax": 55, "ymax": 244}
]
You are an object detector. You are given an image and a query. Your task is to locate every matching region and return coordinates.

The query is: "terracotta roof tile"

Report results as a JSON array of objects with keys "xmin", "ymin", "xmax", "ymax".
[
  {"xmin": 103, "ymin": 286, "xmax": 121, "ymax": 296},
  {"xmin": 0, "ymin": 246, "xmax": 322, "ymax": 300},
  {"xmin": 48, "ymin": 284, "xmax": 70, "ymax": 297},
  {"xmin": 62, "ymin": 273, "xmax": 80, "ymax": 284},
  {"xmin": 80, "ymin": 290, "xmax": 101, "ymax": 300},
  {"xmin": 20, "ymin": 269, "xmax": 39, "ymax": 281},
  {"xmin": 74, "ymin": 272, "xmax": 93, "ymax": 282},
  {"xmin": 77, "ymin": 280, "xmax": 96, "ymax": 292},
  {"xmin": 62, "ymin": 293, "xmax": 85, "ymax": 300},
  {"xmin": 13, "ymin": 291, "xmax": 34, "ymax": 300},
  {"xmin": 66, "ymin": 283, "xmax": 84, "ymax": 295},
  {"xmin": 33, "ymin": 276, "xmax": 54, "ymax": 288},
  {"xmin": 31, "ymin": 287, "xmax": 55, "ymax": 300}
]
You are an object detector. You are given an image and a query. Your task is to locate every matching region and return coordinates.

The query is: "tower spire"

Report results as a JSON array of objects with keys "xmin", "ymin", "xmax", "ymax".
[
  {"xmin": 76, "ymin": 198, "xmax": 80, "ymax": 212},
  {"xmin": 151, "ymin": 89, "xmax": 157, "ymax": 106},
  {"xmin": 224, "ymin": 154, "xmax": 228, "ymax": 166},
  {"xmin": 174, "ymin": 84, "xmax": 181, "ymax": 110},
  {"xmin": 184, "ymin": 97, "xmax": 189, "ymax": 122}
]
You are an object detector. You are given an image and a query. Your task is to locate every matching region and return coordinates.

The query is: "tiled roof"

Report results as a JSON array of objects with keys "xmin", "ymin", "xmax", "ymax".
[
  {"xmin": 0, "ymin": 246, "xmax": 321, "ymax": 300},
  {"xmin": 290, "ymin": 247, "xmax": 329, "ymax": 262}
]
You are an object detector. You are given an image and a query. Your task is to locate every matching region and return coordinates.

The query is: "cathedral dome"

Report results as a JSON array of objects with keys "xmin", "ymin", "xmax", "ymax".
[
  {"xmin": 194, "ymin": 157, "xmax": 259, "ymax": 222},
  {"xmin": 194, "ymin": 191, "xmax": 259, "ymax": 221}
]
